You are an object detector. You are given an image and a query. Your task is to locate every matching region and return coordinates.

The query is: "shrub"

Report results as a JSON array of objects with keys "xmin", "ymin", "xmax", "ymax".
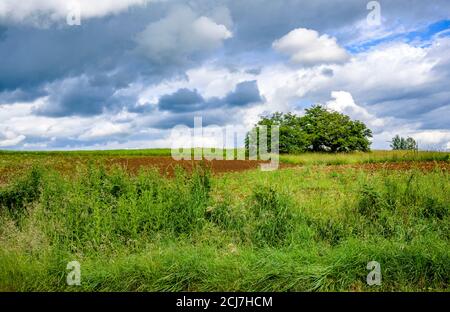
[
  {"xmin": 162, "ymin": 164, "xmax": 212, "ymax": 235},
  {"xmin": 309, "ymin": 218, "xmax": 347, "ymax": 246},
  {"xmin": 357, "ymin": 183, "xmax": 384, "ymax": 219},
  {"xmin": 250, "ymin": 186, "xmax": 294, "ymax": 246},
  {"xmin": 0, "ymin": 166, "xmax": 43, "ymax": 217},
  {"xmin": 206, "ymin": 198, "xmax": 240, "ymax": 230},
  {"xmin": 35, "ymin": 163, "xmax": 214, "ymax": 249},
  {"xmin": 421, "ymin": 196, "xmax": 448, "ymax": 220}
]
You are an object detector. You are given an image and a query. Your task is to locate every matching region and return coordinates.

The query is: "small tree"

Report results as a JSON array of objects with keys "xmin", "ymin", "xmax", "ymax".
[
  {"xmin": 405, "ymin": 137, "xmax": 418, "ymax": 150},
  {"xmin": 390, "ymin": 135, "xmax": 418, "ymax": 151},
  {"xmin": 390, "ymin": 135, "xmax": 403, "ymax": 150}
]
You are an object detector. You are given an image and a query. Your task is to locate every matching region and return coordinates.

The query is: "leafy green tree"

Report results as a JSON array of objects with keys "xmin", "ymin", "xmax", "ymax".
[
  {"xmin": 246, "ymin": 105, "xmax": 373, "ymax": 154},
  {"xmin": 406, "ymin": 137, "xmax": 418, "ymax": 150},
  {"xmin": 390, "ymin": 135, "xmax": 403, "ymax": 150},
  {"xmin": 390, "ymin": 135, "xmax": 418, "ymax": 151},
  {"xmin": 245, "ymin": 112, "xmax": 310, "ymax": 154}
]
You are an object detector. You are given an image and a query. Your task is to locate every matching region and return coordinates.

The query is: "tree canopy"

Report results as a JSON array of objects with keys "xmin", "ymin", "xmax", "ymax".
[
  {"xmin": 246, "ymin": 105, "xmax": 373, "ymax": 154},
  {"xmin": 390, "ymin": 135, "xmax": 418, "ymax": 151}
]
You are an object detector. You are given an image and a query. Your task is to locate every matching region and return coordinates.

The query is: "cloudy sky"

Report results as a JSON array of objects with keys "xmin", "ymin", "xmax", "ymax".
[{"xmin": 0, "ymin": 0, "xmax": 449, "ymax": 151}]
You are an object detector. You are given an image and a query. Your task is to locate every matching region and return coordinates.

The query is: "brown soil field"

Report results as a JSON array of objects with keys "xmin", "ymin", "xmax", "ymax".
[
  {"xmin": 104, "ymin": 158, "xmax": 449, "ymax": 178},
  {"xmin": 1, "ymin": 158, "xmax": 448, "ymax": 186},
  {"xmin": 0, "ymin": 157, "xmax": 282, "ymax": 185},
  {"xmin": 106, "ymin": 157, "xmax": 281, "ymax": 176}
]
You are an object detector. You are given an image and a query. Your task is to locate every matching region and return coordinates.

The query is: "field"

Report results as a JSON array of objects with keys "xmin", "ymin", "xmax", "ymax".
[{"xmin": 0, "ymin": 150, "xmax": 449, "ymax": 291}]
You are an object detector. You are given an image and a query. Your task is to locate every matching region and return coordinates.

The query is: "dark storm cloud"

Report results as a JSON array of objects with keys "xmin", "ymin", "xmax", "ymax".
[
  {"xmin": 0, "ymin": 19, "xmax": 137, "ymax": 92},
  {"xmin": 148, "ymin": 80, "xmax": 262, "ymax": 129},
  {"xmin": 2, "ymin": 0, "xmax": 450, "ymax": 115},
  {"xmin": 2, "ymin": 0, "xmax": 450, "ymax": 93},
  {"xmin": 0, "ymin": 18, "xmax": 140, "ymax": 109},
  {"xmin": 321, "ymin": 68, "xmax": 334, "ymax": 77},
  {"xmin": 33, "ymin": 77, "xmax": 117, "ymax": 117},
  {"xmin": 370, "ymin": 90, "xmax": 450, "ymax": 126},
  {"xmin": 0, "ymin": 86, "xmax": 47, "ymax": 103},
  {"xmin": 0, "ymin": 2, "xmax": 203, "ymax": 113},
  {"xmin": 158, "ymin": 88, "xmax": 205, "ymax": 112},
  {"xmin": 419, "ymin": 104, "xmax": 450, "ymax": 129},
  {"xmin": 157, "ymin": 80, "xmax": 262, "ymax": 113},
  {"xmin": 0, "ymin": 25, "xmax": 7, "ymax": 40},
  {"xmin": 224, "ymin": 80, "xmax": 262, "ymax": 106}
]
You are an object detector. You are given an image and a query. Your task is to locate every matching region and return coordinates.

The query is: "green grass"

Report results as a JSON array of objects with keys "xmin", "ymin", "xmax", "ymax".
[
  {"xmin": 0, "ymin": 157, "xmax": 449, "ymax": 291},
  {"xmin": 280, "ymin": 150, "xmax": 450, "ymax": 165}
]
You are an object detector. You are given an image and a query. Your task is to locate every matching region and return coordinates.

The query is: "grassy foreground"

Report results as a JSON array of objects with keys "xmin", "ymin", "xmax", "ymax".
[{"xmin": 0, "ymin": 156, "xmax": 449, "ymax": 291}]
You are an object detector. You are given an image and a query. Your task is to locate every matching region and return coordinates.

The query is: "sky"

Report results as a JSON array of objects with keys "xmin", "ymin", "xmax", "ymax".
[{"xmin": 0, "ymin": 0, "xmax": 449, "ymax": 151}]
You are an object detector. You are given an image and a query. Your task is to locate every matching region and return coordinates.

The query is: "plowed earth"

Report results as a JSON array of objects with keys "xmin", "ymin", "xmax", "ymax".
[
  {"xmin": 106, "ymin": 157, "xmax": 279, "ymax": 176},
  {"xmin": 0, "ymin": 156, "xmax": 449, "ymax": 186}
]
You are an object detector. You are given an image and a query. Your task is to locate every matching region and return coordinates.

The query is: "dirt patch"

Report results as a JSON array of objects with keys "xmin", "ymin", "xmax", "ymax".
[
  {"xmin": 106, "ymin": 157, "xmax": 284, "ymax": 176},
  {"xmin": 1, "ymin": 157, "xmax": 447, "ymax": 186},
  {"xmin": 103, "ymin": 158, "xmax": 450, "ymax": 177},
  {"xmin": 0, "ymin": 156, "xmax": 290, "ymax": 185}
]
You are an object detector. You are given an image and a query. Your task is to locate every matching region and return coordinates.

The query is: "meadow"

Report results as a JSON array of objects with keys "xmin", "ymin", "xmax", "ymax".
[{"xmin": 0, "ymin": 150, "xmax": 449, "ymax": 291}]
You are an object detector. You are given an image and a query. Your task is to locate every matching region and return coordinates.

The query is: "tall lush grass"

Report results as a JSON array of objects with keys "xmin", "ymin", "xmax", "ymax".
[
  {"xmin": 280, "ymin": 150, "xmax": 450, "ymax": 165},
  {"xmin": 0, "ymin": 163, "xmax": 449, "ymax": 291}
]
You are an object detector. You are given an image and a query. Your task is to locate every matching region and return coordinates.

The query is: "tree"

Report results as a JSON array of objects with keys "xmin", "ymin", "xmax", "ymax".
[
  {"xmin": 246, "ymin": 105, "xmax": 373, "ymax": 154},
  {"xmin": 390, "ymin": 135, "xmax": 403, "ymax": 150},
  {"xmin": 390, "ymin": 135, "xmax": 418, "ymax": 151}
]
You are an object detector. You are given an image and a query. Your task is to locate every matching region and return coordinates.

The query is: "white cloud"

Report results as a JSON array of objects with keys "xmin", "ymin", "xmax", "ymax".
[
  {"xmin": 0, "ymin": 0, "xmax": 153, "ymax": 25},
  {"xmin": 325, "ymin": 91, "xmax": 386, "ymax": 128},
  {"xmin": 412, "ymin": 130, "xmax": 450, "ymax": 149},
  {"xmin": 323, "ymin": 91, "xmax": 450, "ymax": 150},
  {"xmin": 329, "ymin": 42, "xmax": 437, "ymax": 99},
  {"xmin": 337, "ymin": 17, "xmax": 409, "ymax": 49},
  {"xmin": 79, "ymin": 121, "xmax": 130, "ymax": 139},
  {"xmin": 254, "ymin": 38, "xmax": 449, "ymax": 144},
  {"xmin": 192, "ymin": 16, "xmax": 232, "ymax": 45},
  {"xmin": 136, "ymin": 6, "xmax": 232, "ymax": 63},
  {"xmin": 0, "ymin": 131, "xmax": 26, "ymax": 147},
  {"xmin": 0, "ymin": 98, "xmax": 132, "ymax": 148},
  {"xmin": 138, "ymin": 64, "xmax": 257, "ymax": 104},
  {"xmin": 273, "ymin": 28, "xmax": 349, "ymax": 66}
]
